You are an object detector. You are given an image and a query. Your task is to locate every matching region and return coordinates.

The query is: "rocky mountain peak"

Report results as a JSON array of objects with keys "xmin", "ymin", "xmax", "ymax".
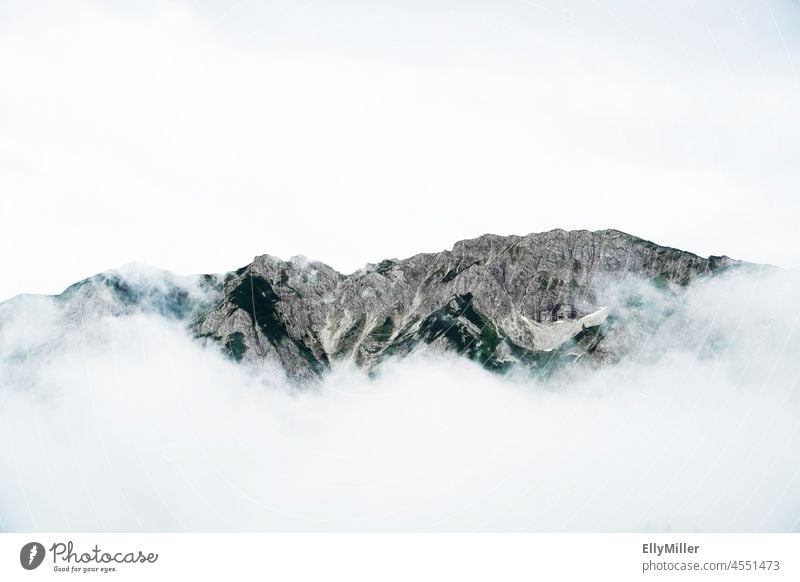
[
  {"xmin": 0, "ymin": 228, "xmax": 749, "ymax": 383},
  {"xmin": 192, "ymin": 229, "xmax": 742, "ymax": 381}
]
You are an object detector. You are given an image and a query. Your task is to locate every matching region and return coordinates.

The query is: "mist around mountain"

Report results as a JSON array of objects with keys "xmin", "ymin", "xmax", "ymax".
[
  {"xmin": 0, "ymin": 229, "xmax": 798, "ymax": 532},
  {"xmin": 0, "ymin": 229, "xmax": 755, "ymax": 382}
]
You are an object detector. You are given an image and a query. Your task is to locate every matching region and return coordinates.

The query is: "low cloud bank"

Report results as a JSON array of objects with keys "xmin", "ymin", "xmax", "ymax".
[{"xmin": 0, "ymin": 269, "xmax": 798, "ymax": 532}]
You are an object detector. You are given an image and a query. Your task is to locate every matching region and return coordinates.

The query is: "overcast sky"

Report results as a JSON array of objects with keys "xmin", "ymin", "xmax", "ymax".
[{"xmin": 1, "ymin": 0, "xmax": 799, "ymax": 301}]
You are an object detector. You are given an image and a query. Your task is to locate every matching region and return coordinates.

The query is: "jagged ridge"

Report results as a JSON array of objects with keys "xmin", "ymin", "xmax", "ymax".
[
  {"xmin": 0, "ymin": 229, "xmax": 745, "ymax": 382},
  {"xmin": 191, "ymin": 229, "xmax": 740, "ymax": 380}
]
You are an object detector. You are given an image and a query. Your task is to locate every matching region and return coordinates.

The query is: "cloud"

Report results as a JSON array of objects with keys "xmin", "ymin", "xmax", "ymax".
[
  {"xmin": 0, "ymin": 268, "xmax": 798, "ymax": 531},
  {"xmin": 1, "ymin": 0, "xmax": 800, "ymax": 301}
]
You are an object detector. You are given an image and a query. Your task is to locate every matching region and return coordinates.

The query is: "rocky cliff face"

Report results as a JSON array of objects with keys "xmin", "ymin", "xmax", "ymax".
[
  {"xmin": 0, "ymin": 229, "xmax": 745, "ymax": 382},
  {"xmin": 191, "ymin": 229, "xmax": 740, "ymax": 381}
]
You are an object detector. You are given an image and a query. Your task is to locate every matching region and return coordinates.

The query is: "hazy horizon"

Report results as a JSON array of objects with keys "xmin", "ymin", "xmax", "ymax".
[
  {"xmin": 1, "ymin": 225, "xmax": 779, "ymax": 303},
  {"xmin": 2, "ymin": 0, "xmax": 800, "ymax": 301}
]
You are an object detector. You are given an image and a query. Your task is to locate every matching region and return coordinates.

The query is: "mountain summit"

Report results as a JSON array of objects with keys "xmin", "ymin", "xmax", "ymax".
[
  {"xmin": 0, "ymin": 229, "xmax": 747, "ymax": 382},
  {"xmin": 193, "ymin": 229, "xmax": 741, "ymax": 380}
]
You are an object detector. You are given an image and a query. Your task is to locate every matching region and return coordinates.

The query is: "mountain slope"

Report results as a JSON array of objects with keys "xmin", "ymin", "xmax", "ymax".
[
  {"xmin": 0, "ymin": 229, "xmax": 750, "ymax": 382},
  {"xmin": 190, "ymin": 229, "xmax": 741, "ymax": 380}
]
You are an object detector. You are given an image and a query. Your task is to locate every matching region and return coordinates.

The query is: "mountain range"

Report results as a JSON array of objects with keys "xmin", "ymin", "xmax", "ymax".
[{"xmin": 0, "ymin": 229, "xmax": 751, "ymax": 382}]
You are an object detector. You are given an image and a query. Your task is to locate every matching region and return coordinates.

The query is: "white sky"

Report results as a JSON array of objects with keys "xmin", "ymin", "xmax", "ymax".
[{"xmin": 1, "ymin": 0, "xmax": 799, "ymax": 301}]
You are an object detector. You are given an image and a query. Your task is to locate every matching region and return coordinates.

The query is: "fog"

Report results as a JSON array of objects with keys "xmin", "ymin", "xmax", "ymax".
[
  {"xmin": 3, "ymin": 0, "xmax": 800, "ymax": 301},
  {"xmin": 0, "ymin": 269, "xmax": 799, "ymax": 532}
]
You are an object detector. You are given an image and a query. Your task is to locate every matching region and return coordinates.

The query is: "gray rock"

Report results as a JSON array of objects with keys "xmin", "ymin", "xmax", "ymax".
[
  {"xmin": 192, "ymin": 229, "xmax": 746, "ymax": 380},
  {"xmin": 0, "ymin": 229, "xmax": 754, "ymax": 383}
]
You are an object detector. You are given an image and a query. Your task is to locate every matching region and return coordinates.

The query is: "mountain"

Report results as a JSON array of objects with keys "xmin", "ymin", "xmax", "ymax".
[
  {"xmin": 0, "ymin": 229, "xmax": 748, "ymax": 382},
  {"xmin": 193, "ymin": 228, "xmax": 745, "ymax": 380}
]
